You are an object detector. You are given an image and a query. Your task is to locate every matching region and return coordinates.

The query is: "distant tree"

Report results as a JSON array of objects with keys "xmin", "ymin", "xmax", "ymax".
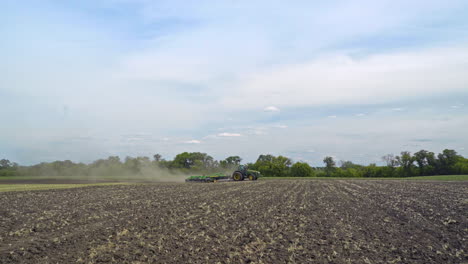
[
  {"xmin": 123, "ymin": 156, "xmax": 140, "ymax": 173},
  {"xmin": 362, "ymin": 163, "xmax": 383, "ymax": 177},
  {"xmin": 253, "ymin": 154, "xmax": 292, "ymax": 177},
  {"xmin": 256, "ymin": 154, "xmax": 275, "ymax": 163},
  {"xmin": 395, "ymin": 151, "xmax": 413, "ymax": 168},
  {"xmin": 172, "ymin": 152, "xmax": 215, "ymax": 171},
  {"xmin": 272, "ymin": 156, "xmax": 292, "ymax": 176},
  {"xmin": 290, "ymin": 162, "xmax": 314, "ymax": 177},
  {"xmin": 323, "ymin": 156, "xmax": 336, "ymax": 168},
  {"xmin": 323, "ymin": 156, "xmax": 336, "ymax": 176},
  {"xmin": 382, "ymin": 154, "xmax": 398, "ymax": 168},
  {"xmin": 3, "ymin": 148, "xmax": 466, "ymax": 179},
  {"xmin": 275, "ymin": 156, "xmax": 292, "ymax": 167},
  {"xmin": 172, "ymin": 152, "xmax": 195, "ymax": 169},
  {"xmin": 106, "ymin": 156, "xmax": 121, "ymax": 165},
  {"xmin": 227, "ymin": 156, "xmax": 242, "ymax": 165},
  {"xmin": 339, "ymin": 160, "xmax": 362, "ymax": 169},
  {"xmin": 453, "ymin": 157, "xmax": 468, "ymax": 174},
  {"xmin": 413, "ymin": 150, "xmax": 428, "ymax": 168},
  {"xmin": 220, "ymin": 156, "xmax": 242, "ymax": 168},
  {"xmin": 395, "ymin": 151, "xmax": 416, "ymax": 177},
  {"xmin": 426, "ymin": 151, "xmax": 438, "ymax": 168},
  {"xmin": 153, "ymin": 154, "xmax": 162, "ymax": 162},
  {"xmin": 0, "ymin": 159, "xmax": 12, "ymax": 169},
  {"xmin": 413, "ymin": 150, "xmax": 436, "ymax": 175},
  {"xmin": 0, "ymin": 159, "xmax": 19, "ymax": 177},
  {"xmin": 437, "ymin": 149, "xmax": 461, "ymax": 175}
]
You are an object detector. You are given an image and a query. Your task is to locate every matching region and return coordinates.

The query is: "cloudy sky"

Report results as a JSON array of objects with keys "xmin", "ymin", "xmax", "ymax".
[{"xmin": 2, "ymin": 0, "xmax": 468, "ymax": 165}]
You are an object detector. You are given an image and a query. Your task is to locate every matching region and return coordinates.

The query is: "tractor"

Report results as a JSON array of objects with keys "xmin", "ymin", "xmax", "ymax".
[
  {"xmin": 231, "ymin": 165, "xmax": 261, "ymax": 181},
  {"xmin": 185, "ymin": 165, "xmax": 261, "ymax": 182}
]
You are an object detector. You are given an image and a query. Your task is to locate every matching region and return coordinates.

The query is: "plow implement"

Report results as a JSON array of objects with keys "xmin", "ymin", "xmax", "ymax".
[{"xmin": 185, "ymin": 173, "xmax": 230, "ymax": 183}]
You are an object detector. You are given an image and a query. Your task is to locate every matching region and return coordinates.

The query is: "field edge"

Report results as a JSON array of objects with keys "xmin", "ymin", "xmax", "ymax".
[
  {"xmin": 0, "ymin": 182, "xmax": 131, "ymax": 192},
  {"xmin": 260, "ymin": 175, "xmax": 468, "ymax": 181}
]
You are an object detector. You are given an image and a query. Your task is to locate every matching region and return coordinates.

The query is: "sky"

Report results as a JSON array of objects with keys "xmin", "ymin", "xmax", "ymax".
[{"xmin": 1, "ymin": 0, "xmax": 468, "ymax": 166}]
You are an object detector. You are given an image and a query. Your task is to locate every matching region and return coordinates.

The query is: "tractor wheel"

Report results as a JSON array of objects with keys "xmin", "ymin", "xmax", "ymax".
[
  {"xmin": 248, "ymin": 174, "xmax": 256, "ymax": 181},
  {"xmin": 232, "ymin": 171, "xmax": 244, "ymax": 181}
]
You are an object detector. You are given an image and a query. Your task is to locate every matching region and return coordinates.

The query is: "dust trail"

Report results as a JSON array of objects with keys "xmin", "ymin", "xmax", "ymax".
[
  {"xmin": 11, "ymin": 156, "xmax": 239, "ymax": 183},
  {"xmin": 14, "ymin": 160, "xmax": 193, "ymax": 183},
  {"xmin": 135, "ymin": 166, "xmax": 189, "ymax": 182},
  {"xmin": 84, "ymin": 165, "xmax": 190, "ymax": 183}
]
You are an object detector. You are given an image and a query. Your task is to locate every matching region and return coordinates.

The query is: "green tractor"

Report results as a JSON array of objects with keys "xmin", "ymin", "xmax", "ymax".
[
  {"xmin": 185, "ymin": 165, "xmax": 261, "ymax": 182},
  {"xmin": 231, "ymin": 165, "xmax": 261, "ymax": 181}
]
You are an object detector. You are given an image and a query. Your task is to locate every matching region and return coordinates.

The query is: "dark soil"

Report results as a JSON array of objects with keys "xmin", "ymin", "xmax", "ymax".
[
  {"xmin": 1, "ymin": 180, "xmax": 467, "ymax": 263},
  {"xmin": 0, "ymin": 179, "xmax": 119, "ymax": 184}
]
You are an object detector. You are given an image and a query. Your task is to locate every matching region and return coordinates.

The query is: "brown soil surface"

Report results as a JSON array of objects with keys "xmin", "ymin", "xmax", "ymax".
[
  {"xmin": 1, "ymin": 180, "xmax": 467, "ymax": 263},
  {"xmin": 0, "ymin": 179, "xmax": 119, "ymax": 184}
]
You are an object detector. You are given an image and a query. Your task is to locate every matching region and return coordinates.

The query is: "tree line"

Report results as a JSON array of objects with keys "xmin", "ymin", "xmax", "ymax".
[{"xmin": 1, "ymin": 149, "xmax": 467, "ymax": 178}]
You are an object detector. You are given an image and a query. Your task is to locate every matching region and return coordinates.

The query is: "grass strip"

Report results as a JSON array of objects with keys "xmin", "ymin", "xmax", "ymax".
[{"xmin": 260, "ymin": 175, "xmax": 468, "ymax": 181}]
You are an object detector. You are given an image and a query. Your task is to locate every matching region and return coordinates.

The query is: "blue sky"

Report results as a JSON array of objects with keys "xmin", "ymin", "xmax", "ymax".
[{"xmin": 1, "ymin": 0, "xmax": 468, "ymax": 165}]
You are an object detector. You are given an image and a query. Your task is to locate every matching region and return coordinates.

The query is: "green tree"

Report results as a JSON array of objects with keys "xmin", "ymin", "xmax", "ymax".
[
  {"xmin": 256, "ymin": 154, "xmax": 275, "ymax": 163},
  {"xmin": 171, "ymin": 152, "xmax": 215, "ymax": 171},
  {"xmin": 362, "ymin": 163, "xmax": 383, "ymax": 177},
  {"xmin": 0, "ymin": 159, "xmax": 12, "ymax": 169},
  {"xmin": 323, "ymin": 156, "xmax": 336, "ymax": 176},
  {"xmin": 339, "ymin": 160, "xmax": 362, "ymax": 169},
  {"xmin": 220, "ymin": 156, "xmax": 242, "ymax": 168},
  {"xmin": 0, "ymin": 159, "xmax": 19, "ymax": 177},
  {"xmin": 413, "ymin": 150, "xmax": 436, "ymax": 175},
  {"xmin": 453, "ymin": 157, "xmax": 468, "ymax": 174},
  {"xmin": 437, "ymin": 149, "xmax": 461, "ymax": 175},
  {"xmin": 290, "ymin": 162, "xmax": 314, "ymax": 177},
  {"xmin": 395, "ymin": 151, "xmax": 415, "ymax": 177},
  {"xmin": 253, "ymin": 154, "xmax": 292, "ymax": 177},
  {"xmin": 323, "ymin": 156, "xmax": 336, "ymax": 168},
  {"xmin": 270, "ymin": 156, "xmax": 292, "ymax": 177}
]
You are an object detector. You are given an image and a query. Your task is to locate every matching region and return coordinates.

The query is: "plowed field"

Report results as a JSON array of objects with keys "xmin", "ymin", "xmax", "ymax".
[{"xmin": 1, "ymin": 180, "xmax": 467, "ymax": 263}]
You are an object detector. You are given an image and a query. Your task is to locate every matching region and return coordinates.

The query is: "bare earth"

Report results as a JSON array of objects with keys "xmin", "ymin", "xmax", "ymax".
[{"xmin": 1, "ymin": 180, "xmax": 467, "ymax": 263}]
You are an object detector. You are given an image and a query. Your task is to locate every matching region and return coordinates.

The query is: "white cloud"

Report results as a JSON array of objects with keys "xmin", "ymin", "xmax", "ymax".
[
  {"xmin": 217, "ymin": 133, "xmax": 242, "ymax": 137},
  {"xmin": 221, "ymin": 46, "xmax": 468, "ymax": 109},
  {"xmin": 264, "ymin": 106, "xmax": 280, "ymax": 112},
  {"xmin": 182, "ymin": 140, "xmax": 201, "ymax": 144},
  {"xmin": 273, "ymin": 124, "xmax": 288, "ymax": 129},
  {"xmin": 250, "ymin": 129, "xmax": 267, "ymax": 136},
  {"xmin": 328, "ymin": 115, "xmax": 337, "ymax": 118},
  {"xmin": 356, "ymin": 113, "xmax": 366, "ymax": 117}
]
